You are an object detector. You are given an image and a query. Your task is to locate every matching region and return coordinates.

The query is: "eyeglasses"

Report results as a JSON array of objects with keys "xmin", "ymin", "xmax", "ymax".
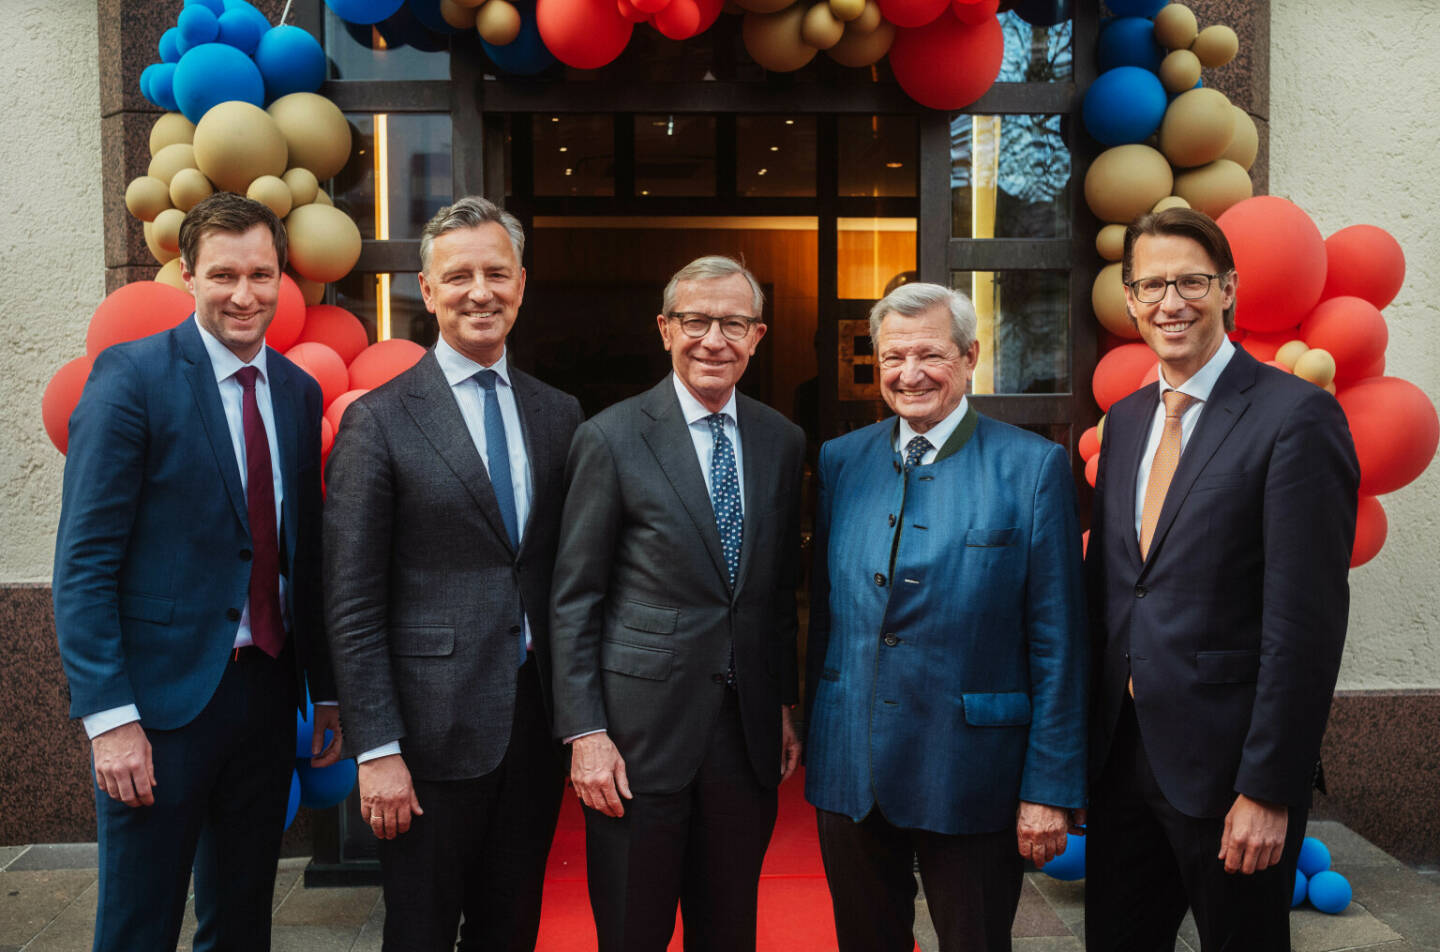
[
  {"xmin": 1126, "ymin": 272, "xmax": 1224, "ymax": 304},
  {"xmin": 667, "ymin": 312, "xmax": 761, "ymax": 341}
]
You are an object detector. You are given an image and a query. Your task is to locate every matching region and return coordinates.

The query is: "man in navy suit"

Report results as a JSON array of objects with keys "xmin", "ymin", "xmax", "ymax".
[
  {"xmin": 805, "ymin": 283, "xmax": 1087, "ymax": 952},
  {"xmin": 53, "ymin": 193, "xmax": 341, "ymax": 952},
  {"xmin": 1085, "ymin": 207, "xmax": 1359, "ymax": 950}
]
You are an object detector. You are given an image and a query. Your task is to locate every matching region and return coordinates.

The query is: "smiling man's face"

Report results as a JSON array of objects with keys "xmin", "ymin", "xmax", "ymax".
[
  {"xmin": 419, "ymin": 222, "xmax": 526, "ymax": 367},
  {"xmin": 1126, "ymin": 232, "xmax": 1235, "ymax": 386},
  {"xmin": 875, "ymin": 305, "xmax": 978, "ymax": 434},
  {"xmin": 183, "ymin": 224, "xmax": 280, "ymax": 363}
]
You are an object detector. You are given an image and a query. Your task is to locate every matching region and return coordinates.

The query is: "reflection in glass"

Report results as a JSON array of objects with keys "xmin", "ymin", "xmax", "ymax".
[
  {"xmin": 996, "ymin": 10, "xmax": 1072, "ymax": 83},
  {"xmin": 953, "ymin": 270, "xmax": 1068, "ymax": 395},
  {"xmin": 838, "ymin": 218, "xmax": 915, "ymax": 301},
  {"xmin": 838, "ymin": 116, "xmax": 917, "ymax": 197},
  {"xmin": 324, "ymin": 9, "xmax": 449, "ymax": 81},
  {"xmin": 737, "ymin": 117, "xmax": 815, "ymax": 197},
  {"xmin": 334, "ymin": 272, "xmax": 436, "ymax": 347},
  {"xmin": 951, "ymin": 114, "xmax": 1069, "ymax": 238},
  {"xmin": 635, "ymin": 115, "xmax": 716, "ymax": 196},
  {"xmin": 335, "ymin": 114, "xmax": 452, "ymax": 242},
  {"xmin": 534, "ymin": 115, "xmax": 614, "ymax": 196}
]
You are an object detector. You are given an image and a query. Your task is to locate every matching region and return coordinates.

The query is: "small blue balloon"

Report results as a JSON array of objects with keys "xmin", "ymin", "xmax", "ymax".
[
  {"xmin": 217, "ymin": 9, "xmax": 266, "ymax": 54},
  {"xmin": 482, "ymin": 0, "xmax": 554, "ymax": 76},
  {"xmin": 284, "ymin": 769, "xmax": 302, "ymax": 830},
  {"xmin": 405, "ymin": 0, "xmax": 458, "ymax": 33},
  {"xmin": 1307, "ymin": 870, "xmax": 1351, "ymax": 914},
  {"xmin": 1098, "ymin": 17, "xmax": 1163, "ymax": 74},
  {"xmin": 1039, "ymin": 833, "xmax": 1087, "ymax": 881},
  {"xmin": 178, "ymin": 5, "xmax": 221, "ymax": 47},
  {"xmin": 255, "ymin": 25, "xmax": 328, "ymax": 100},
  {"xmin": 140, "ymin": 62, "xmax": 158, "ymax": 103},
  {"xmin": 186, "ymin": 0, "xmax": 226, "ymax": 13},
  {"xmin": 1298, "ymin": 836, "xmax": 1332, "ymax": 878},
  {"xmin": 326, "ymin": 0, "xmax": 407, "ymax": 25},
  {"xmin": 159, "ymin": 27, "xmax": 184, "ymax": 64},
  {"xmin": 172, "ymin": 42, "xmax": 266, "ymax": 123},
  {"xmin": 1105, "ymin": 0, "xmax": 1165, "ymax": 15},
  {"xmin": 1083, "ymin": 66, "xmax": 1167, "ymax": 146},
  {"xmin": 1292, "ymin": 870, "xmax": 1308, "ymax": 907},
  {"xmin": 296, "ymin": 758, "xmax": 358, "ymax": 810},
  {"xmin": 150, "ymin": 62, "xmax": 181, "ymax": 112}
]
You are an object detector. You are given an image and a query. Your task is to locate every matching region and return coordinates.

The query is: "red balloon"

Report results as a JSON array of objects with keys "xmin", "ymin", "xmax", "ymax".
[
  {"xmin": 1337, "ymin": 376, "xmax": 1440, "ymax": 496},
  {"xmin": 86, "ymin": 282, "xmax": 194, "ymax": 357},
  {"xmin": 1239, "ymin": 335, "xmax": 1278, "ymax": 362},
  {"xmin": 631, "ymin": 0, "xmax": 668, "ymax": 11},
  {"xmin": 888, "ymin": 12, "xmax": 1004, "ymax": 110},
  {"xmin": 1078, "ymin": 425, "xmax": 1100, "ymax": 462},
  {"xmin": 950, "ymin": 0, "xmax": 997, "ymax": 24},
  {"xmin": 1322, "ymin": 224, "xmax": 1406, "ymax": 310},
  {"xmin": 1138, "ymin": 363, "xmax": 1160, "ymax": 388},
  {"xmin": 1084, "ymin": 452, "xmax": 1099, "ymax": 488},
  {"xmin": 320, "ymin": 415, "xmax": 335, "ymax": 459},
  {"xmin": 1353, "ymin": 351, "xmax": 1386, "ymax": 381},
  {"xmin": 1217, "ymin": 196, "xmax": 1327, "ymax": 333},
  {"xmin": 266, "ymin": 274, "xmax": 306, "ymax": 353},
  {"xmin": 1092, "ymin": 341, "xmax": 1157, "ymax": 412},
  {"xmin": 653, "ymin": 0, "xmax": 700, "ymax": 38},
  {"xmin": 1298, "ymin": 296, "xmax": 1388, "ymax": 386},
  {"xmin": 536, "ymin": 0, "xmax": 635, "ymax": 69},
  {"xmin": 348, "ymin": 338, "xmax": 426, "ymax": 391},
  {"xmin": 325, "ymin": 388, "xmax": 370, "ymax": 434},
  {"xmin": 1350, "ymin": 495, "xmax": 1387, "ymax": 568},
  {"xmin": 879, "ymin": 0, "xmax": 948, "ymax": 27},
  {"xmin": 42, "ymin": 356, "xmax": 95, "ymax": 455},
  {"xmin": 617, "ymin": 0, "xmax": 650, "ymax": 20},
  {"xmin": 297, "ymin": 305, "xmax": 371, "ymax": 366},
  {"xmin": 1081, "ymin": 528, "xmax": 1090, "ymax": 557},
  {"xmin": 286, "ymin": 342, "xmax": 349, "ymax": 409},
  {"xmin": 694, "ymin": 0, "xmax": 722, "ymax": 31}
]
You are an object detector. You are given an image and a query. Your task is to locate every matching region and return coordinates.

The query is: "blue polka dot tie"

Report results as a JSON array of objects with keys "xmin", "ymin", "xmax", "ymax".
[
  {"xmin": 904, "ymin": 434, "xmax": 932, "ymax": 471},
  {"xmin": 707, "ymin": 413, "xmax": 743, "ymax": 587}
]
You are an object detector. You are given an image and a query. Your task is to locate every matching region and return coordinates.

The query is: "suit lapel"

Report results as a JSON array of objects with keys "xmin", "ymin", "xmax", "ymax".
[
  {"xmin": 267, "ymin": 354, "xmax": 302, "ymax": 568},
  {"xmin": 510, "ymin": 368, "xmax": 548, "ymax": 551},
  {"xmin": 176, "ymin": 320, "xmax": 248, "ymax": 529},
  {"xmin": 1114, "ymin": 385, "xmax": 1159, "ymax": 571},
  {"xmin": 640, "ymin": 377, "xmax": 730, "ymax": 588}
]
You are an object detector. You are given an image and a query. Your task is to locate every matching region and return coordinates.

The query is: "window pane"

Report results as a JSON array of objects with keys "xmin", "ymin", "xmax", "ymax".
[
  {"xmin": 333, "ymin": 272, "xmax": 435, "ymax": 347},
  {"xmin": 951, "ymin": 114, "xmax": 1069, "ymax": 239},
  {"xmin": 336, "ymin": 114, "xmax": 452, "ymax": 240},
  {"xmin": 997, "ymin": 9, "xmax": 1072, "ymax": 83},
  {"xmin": 837, "ymin": 116, "xmax": 916, "ymax": 198},
  {"xmin": 953, "ymin": 270, "xmax": 1068, "ymax": 395},
  {"xmin": 324, "ymin": 10, "xmax": 449, "ymax": 81},
  {"xmin": 635, "ymin": 115, "xmax": 715, "ymax": 196},
  {"xmin": 533, "ymin": 115, "xmax": 614, "ymax": 197},
  {"xmin": 737, "ymin": 117, "xmax": 815, "ymax": 197},
  {"xmin": 838, "ymin": 219, "xmax": 915, "ymax": 301}
]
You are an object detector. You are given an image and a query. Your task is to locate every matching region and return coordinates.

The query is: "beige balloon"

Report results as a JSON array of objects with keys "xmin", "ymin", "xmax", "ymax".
[
  {"xmin": 452, "ymin": 0, "xmax": 488, "ymax": 6},
  {"xmin": 149, "ymin": 112, "xmax": 196, "ymax": 157},
  {"xmin": 1293, "ymin": 348, "xmax": 1336, "ymax": 388},
  {"xmin": 440, "ymin": 0, "xmax": 479, "ymax": 29},
  {"xmin": 143, "ymin": 220, "xmax": 180, "ymax": 265},
  {"xmin": 1097, "ymin": 414, "xmax": 1106, "ymax": 444},
  {"xmin": 1158, "ymin": 87, "xmax": 1235, "ymax": 168},
  {"xmin": 1092, "ymin": 263, "xmax": 1139, "ymax": 339},
  {"xmin": 148, "ymin": 143, "xmax": 198, "ymax": 186},
  {"xmin": 1221, "ymin": 106, "xmax": 1258, "ymax": 171},
  {"xmin": 476, "ymin": 0, "xmax": 521, "ymax": 44},
  {"xmin": 248, "ymin": 175, "xmax": 294, "ymax": 219},
  {"xmin": 1152, "ymin": 195, "xmax": 1190, "ymax": 212},
  {"xmin": 828, "ymin": 0, "xmax": 864, "ymax": 21},
  {"xmin": 848, "ymin": 0, "xmax": 881, "ymax": 34},
  {"xmin": 734, "ymin": 0, "xmax": 799, "ymax": 12},
  {"xmin": 193, "ymin": 101, "xmax": 288, "ymax": 193},
  {"xmin": 1153, "ymin": 3, "xmax": 1197, "ymax": 50},
  {"xmin": 125, "ymin": 176, "xmax": 172, "ymax": 222},
  {"xmin": 152, "ymin": 208, "xmax": 186, "ymax": 255},
  {"xmin": 290, "ymin": 272, "xmax": 327, "ymax": 306},
  {"xmin": 169, "ymin": 167, "xmax": 214, "ymax": 212},
  {"xmin": 802, "ymin": 2, "xmax": 844, "ymax": 49},
  {"xmin": 1172, "ymin": 158, "xmax": 1252, "ymax": 219},
  {"xmin": 743, "ymin": 6, "xmax": 819, "ymax": 72},
  {"xmin": 1275, "ymin": 339, "xmax": 1308, "ymax": 369},
  {"xmin": 286, "ymin": 203, "xmax": 363, "ymax": 283},
  {"xmin": 1158, "ymin": 49, "xmax": 1201, "ymax": 94},
  {"xmin": 1084, "ymin": 144, "xmax": 1174, "ymax": 224},
  {"xmin": 312, "ymin": 188, "xmax": 334, "ymax": 207},
  {"xmin": 283, "ymin": 167, "xmax": 320, "ymax": 206},
  {"xmin": 827, "ymin": 17, "xmax": 893, "ymax": 66},
  {"xmin": 268, "ymin": 93, "xmax": 352, "ymax": 183},
  {"xmin": 1191, "ymin": 24, "xmax": 1238, "ymax": 68},
  {"xmin": 155, "ymin": 257, "xmax": 188, "ymax": 292},
  {"xmin": 1095, "ymin": 223, "xmax": 1126, "ymax": 262}
]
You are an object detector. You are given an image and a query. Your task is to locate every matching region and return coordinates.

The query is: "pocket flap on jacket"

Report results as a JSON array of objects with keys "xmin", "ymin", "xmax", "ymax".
[
  {"xmin": 965, "ymin": 527, "xmax": 1018, "ymax": 548},
  {"xmin": 601, "ymin": 640, "xmax": 674, "ymax": 680},
  {"xmin": 391, "ymin": 626, "xmax": 455, "ymax": 657},
  {"xmin": 962, "ymin": 692, "xmax": 1032, "ymax": 726},
  {"xmin": 1196, "ymin": 649, "xmax": 1260, "ymax": 683},
  {"xmin": 118, "ymin": 592, "xmax": 174, "ymax": 624},
  {"xmin": 620, "ymin": 601, "xmax": 679, "ymax": 635}
]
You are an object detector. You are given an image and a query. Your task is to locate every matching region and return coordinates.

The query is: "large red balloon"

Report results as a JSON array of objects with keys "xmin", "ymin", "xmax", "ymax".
[
  {"xmin": 42, "ymin": 356, "xmax": 95, "ymax": 455},
  {"xmin": 1298, "ymin": 296, "xmax": 1388, "ymax": 386},
  {"xmin": 1322, "ymin": 224, "xmax": 1406, "ymax": 310},
  {"xmin": 1084, "ymin": 452, "xmax": 1099, "ymax": 488},
  {"xmin": 297, "ymin": 305, "xmax": 370, "ymax": 365},
  {"xmin": 1078, "ymin": 425, "xmax": 1100, "ymax": 462},
  {"xmin": 1092, "ymin": 341, "xmax": 1157, "ymax": 412},
  {"xmin": 694, "ymin": 0, "xmax": 722, "ymax": 31},
  {"xmin": 879, "ymin": 0, "xmax": 948, "ymax": 27},
  {"xmin": 266, "ymin": 274, "xmax": 306, "ymax": 353},
  {"xmin": 1239, "ymin": 327, "xmax": 1303, "ymax": 364},
  {"xmin": 1350, "ymin": 495, "xmax": 1387, "ymax": 568},
  {"xmin": 286, "ymin": 342, "xmax": 349, "ymax": 409},
  {"xmin": 86, "ymin": 282, "xmax": 194, "ymax": 357},
  {"xmin": 1217, "ymin": 196, "xmax": 1327, "ymax": 333},
  {"xmin": 325, "ymin": 388, "xmax": 370, "ymax": 434},
  {"xmin": 536, "ymin": 0, "xmax": 634, "ymax": 69},
  {"xmin": 950, "ymin": 0, "xmax": 997, "ymax": 24},
  {"xmin": 888, "ymin": 12, "xmax": 1004, "ymax": 110},
  {"xmin": 652, "ymin": 0, "xmax": 700, "ymax": 38},
  {"xmin": 1337, "ymin": 376, "xmax": 1440, "ymax": 496},
  {"xmin": 348, "ymin": 338, "xmax": 426, "ymax": 391}
]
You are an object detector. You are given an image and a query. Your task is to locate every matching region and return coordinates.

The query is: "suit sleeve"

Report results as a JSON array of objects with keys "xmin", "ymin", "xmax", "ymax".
[
  {"xmin": 1234, "ymin": 388, "xmax": 1358, "ymax": 806},
  {"xmin": 52, "ymin": 348, "xmax": 148, "ymax": 719},
  {"xmin": 1018, "ymin": 442, "xmax": 1089, "ymax": 808},
  {"xmin": 548, "ymin": 419, "xmax": 625, "ymax": 740},
  {"xmin": 293, "ymin": 375, "xmax": 335, "ymax": 702},
  {"xmin": 1084, "ymin": 418, "xmax": 1112, "ymax": 701},
  {"xmin": 802, "ymin": 439, "xmax": 836, "ymax": 735},
  {"xmin": 775, "ymin": 427, "xmax": 805, "ymax": 708}
]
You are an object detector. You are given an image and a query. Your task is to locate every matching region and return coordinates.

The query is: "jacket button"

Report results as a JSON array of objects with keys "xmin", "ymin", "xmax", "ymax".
[
  {"xmin": 711, "ymin": 673, "xmax": 725, "ymax": 684},
  {"xmin": 239, "ymin": 548, "xmax": 252, "ymax": 561},
  {"xmin": 887, "ymin": 514, "xmax": 896, "ymax": 527},
  {"xmin": 1135, "ymin": 585, "xmax": 1148, "ymax": 598},
  {"xmin": 883, "ymin": 633, "xmax": 899, "ymax": 647},
  {"xmin": 225, "ymin": 608, "xmax": 241, "ymax": 622},
  {"xmin": 509, "ymin": 625, "xmax": 522, "ymax": 634},
  {"xmin": 874, "ymin": 573, "xmax": 886, "ymax": 586}
]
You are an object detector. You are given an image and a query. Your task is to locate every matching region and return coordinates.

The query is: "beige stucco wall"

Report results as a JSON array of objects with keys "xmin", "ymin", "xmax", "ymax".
[{"xmin": 0, "ymin": 4, "xmax": 103, "ymax": 582}]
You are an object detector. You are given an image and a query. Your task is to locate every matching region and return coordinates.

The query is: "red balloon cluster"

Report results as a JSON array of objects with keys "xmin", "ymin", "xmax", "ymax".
[{"xmin": 888, "ymin": 10, "xmax": 1004, "ymax": 110}]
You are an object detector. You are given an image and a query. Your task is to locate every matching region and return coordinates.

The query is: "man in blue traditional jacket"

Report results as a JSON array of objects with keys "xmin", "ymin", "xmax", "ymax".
[{"xmin": 804, "ymin": 282, "xmax": 1088, "ymax": 952}]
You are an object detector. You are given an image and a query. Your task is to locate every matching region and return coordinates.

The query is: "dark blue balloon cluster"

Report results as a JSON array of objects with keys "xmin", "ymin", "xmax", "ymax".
[
  {"xmin": 140, "ymin": 0, "xmax": 328, "ymax": 124},
  {"xmin": 325, "ymin": 0, "xmax": 556, "ymax": 75},
  {"xmin": 288, "ymin": 698, "xmax": 358, "ymax": 826},
  {"xmin": 1082, "ymin": 2, "xmax": 1193, "ymax": 147},
  {"xmin": 1292, "ymin": 836, "xmax": 1353, "ymax": 915}
]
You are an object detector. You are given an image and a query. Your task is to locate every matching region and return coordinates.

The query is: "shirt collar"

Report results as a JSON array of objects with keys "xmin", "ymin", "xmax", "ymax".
[
  {"xmin": 1159, "ymin": 335, "xmax": 1235, "ymax": 403},
  {"xmin": 195, "ymin": 314, "xmax": 269, "ymax": 384},
  {"xmin": 896, "ymin": 395, "xmax": 969, "ymax": 453},
  {"xmin": 672, "ymin": 373, "xmax": 738, "ymax": 427},
  {"xmin": 435, "ymin": 335, "xmax": 511, "ymax": 388}
]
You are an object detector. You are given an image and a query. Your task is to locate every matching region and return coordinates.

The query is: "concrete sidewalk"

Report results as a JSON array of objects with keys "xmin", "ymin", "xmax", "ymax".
[{"xmin": 2, "ymin": 821, "xmax": 1437, "ymax": 951}]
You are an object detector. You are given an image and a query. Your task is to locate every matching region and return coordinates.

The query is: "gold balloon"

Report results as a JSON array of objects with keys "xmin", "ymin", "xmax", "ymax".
[
  {"xmin": 290, "ymin": 272, "xmax": 326, "ymax": 306},
  {"xmin": 440, "ymin": 0, "xmax": 479, "ymax": 29},
  {"xmin": 1152, "ymin": 195, "xmax": 1190, "ymax": 213},
  {"xmin": 169, "ymin": 167, "xmax": 214, "ymax": 212},
  {"xmin": 734, "ymin": 0, "xmax": 798, "ymax": 12},
  {"xmin": 1159, "ymin": 87, "xmax": 1235, "ymax": 168},
  {"xmin": 152, "ymin": 208, "xmax": 186, "ymax": 255},
  {"xmin": 285, "ymin": 203, "xmax": 363, "ymax": 283},
  {"xmin": 743, "ymin": 6, "xmax": 818, "ymax": 72},
  {"xmin": 312, "ymin": 189, "xmax": 334, "ymax": 207},
  {"xmin": 801, "ymin": 2, "xmax": 844, "ymax": 49},
  {"xmin": 1293, "ymin": 348, "xmax": 1336, "ymax": 388},
  {"xmin": 143, "ymin": 220, "xmax": 180, "ymax": 265},
  {"xmin": 283, "ymin": 167, "xmax": 320, "ymax": 206},
  {"xmin": 1221, "ymin": 105, "xmax": 1258, "ymax": 171},
  {"xmin": 1153, "ymin": 3, "xmax": 1197, "ymax": 50},
  {"xmin": 452, "ymin": 0, "xmax": 488, "ymax": 6},
  {"xmin": 828, "ymin": 0, "xmax": 864, "ymax": 20},
  {"xmin": 1158, "ymin": 49, "xmax": 1201, "ymax": 94},
  {"xmin": 193, "ymin": 101, "xmax": 288, "ymax": 194},
  {"xmin": 1191, "ymin": 24, "xmax": 1238, "ymax": 68},
  {"xmin": 1095, "ymin": 223, "xmax": 1126, "ymax": 262},
  {"xmin": 476, "ymin": 0, "xmax": 521, "ymax": 45},
  {"xmin": 148, "ymin": 143, "xmax": 198, "ymax": 186},
  {"xmin": 1084, "ymin": 145, "xmax": 1174, "ymax": 224},
  {"xmin": 149, "ymin": 112, "xmax": 196, "ymax": 157},
  {"xmin": 1172, "ymin": 158, "xmax": 1252, "ymax": 219},
  {"xmin": 1275, "ymin": 340, "xmax": 1308, "ymax": 369},
  {"xmin": 1097, "ymin": 414, "xmax": 1106, "ymax": 444},
  {"xmin": 848, "ymin": 0, "xmax": 881, "ymax": 34},
  {"xmin": 267, "ymin": 93, "xmax": 352, "ymax": 183},
  {"xmin": 1092, "ymin": 263, "xmax": 1138, "ymax": 339},
  {"xmin": 827, "ymin": 16, "xmax": 892, "ymax": 66},
  {"xmin": 125, "ymin": 176, "xmax": 172, "ymax": 222},
  {"xmin": 155, "ymin": 257, "xmax": 188, "ymax": 292},
  {"xmin": 247, "ymin": 175, "xmax": 294, "ymax": 219}
]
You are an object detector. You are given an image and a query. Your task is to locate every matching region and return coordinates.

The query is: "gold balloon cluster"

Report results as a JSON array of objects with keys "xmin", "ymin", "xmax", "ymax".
[
  {"xmin": 441, "ymin": 0, "xmax": 523, "ymax": 45},
  {"xmin": 124, "ymin": 93, "xmax": 362, "ymax": 302},
  {"xmin": 738, "ymin": 0, "xmax": 894, "ymax": 73}
]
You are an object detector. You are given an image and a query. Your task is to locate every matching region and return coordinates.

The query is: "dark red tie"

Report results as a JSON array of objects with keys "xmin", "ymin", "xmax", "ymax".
[{"xmin": 235, "ymin": 366, "xmax": 285, "ymax": 658}]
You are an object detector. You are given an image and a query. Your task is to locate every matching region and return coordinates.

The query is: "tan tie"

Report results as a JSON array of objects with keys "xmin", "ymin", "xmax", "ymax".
[{"xmin": 1139, "ymin": 390, "xmax": 1197, "ymax": 560}]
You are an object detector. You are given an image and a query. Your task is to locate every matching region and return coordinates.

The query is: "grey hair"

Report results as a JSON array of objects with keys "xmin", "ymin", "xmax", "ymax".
[
  {"xmin": 419, "ymin": 196, "xmax": 526, "ymax": 273},
  {"xmin": 662, "ymin": 255, "xmax": 766, "ymax": 317},
  {"xmin": 868, "ymin": 282, "xmax": 977, "ymax": 352}
]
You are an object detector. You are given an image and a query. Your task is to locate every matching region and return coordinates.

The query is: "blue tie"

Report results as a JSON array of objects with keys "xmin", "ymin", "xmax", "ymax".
[
  {"xmin": 475, "ymin": 370, "xmax": 520, "ymax": 549},
  {"xmin": 707, "ymin": 413, "xmax": 743, "ymax": 586},
  {"xmin": 904, "ymin": 435, "xmax": 933, "ymax": 472}
]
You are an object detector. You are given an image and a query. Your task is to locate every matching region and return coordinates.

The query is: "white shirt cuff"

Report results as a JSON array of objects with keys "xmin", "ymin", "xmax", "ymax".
[
  {"xmin": 357, "ymin": 741, "xmax": 402, "ymax": 763},
  {"xmin": 83, "ymin": 705, "xmax": 141, "ymax": 740},
  {"xmin": 313, "ymin": 700, "xmax": 338, "ymax": 706},
  {"xmin": 564, "ymin": 729, "xmax": 606, "ymax": 745}
]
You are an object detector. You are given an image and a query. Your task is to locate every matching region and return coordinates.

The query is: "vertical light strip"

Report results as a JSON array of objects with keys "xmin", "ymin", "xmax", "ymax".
[
  {"xmin": 374, "ymin": 113, "xmax": 391, "ymax": 340},
  {"xmin": 971, "ymin": 115, "xmax": 1001, "ymax": 395}
]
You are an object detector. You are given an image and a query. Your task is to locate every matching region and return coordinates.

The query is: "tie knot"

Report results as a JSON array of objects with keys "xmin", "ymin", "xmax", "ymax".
[
  {"xmin": 475, "ymin": 369, "xmax": 499, "ymax": 391},
  {"xmin": 1162, "ymin": 390, "xmax": 1196, "ymax": 419},
  {"xmin": 235, "ymin": 366, "xmax": 259, "ymax": 391},
  {"xmin": 707, "ymin": 412, "xmax": 728, "ymax": 436},
  {"xmin": 904, "ymin": 435, "xmax": 932, "ymax": 470}
]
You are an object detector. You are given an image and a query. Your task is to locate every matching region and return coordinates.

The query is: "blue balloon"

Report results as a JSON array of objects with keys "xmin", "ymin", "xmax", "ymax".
[
  {"xmin": 405, "ymin": 0, "xmax": 458, "ymax": 34},
  {"xmin": 294, "ymin": 698, "xmax": 337, "ymax": 760},
  {"xmin": 178, "ymin": 5, "xmax": 221, "ymax": 47},
  {"xmin": 482, "ymin": 0, "xmax": 554, "ymax": 76},
  {"xmin": 1098, "ymin": 17, "xmax": 1163, "ymax": 74},
  {"xmin": 1298, "ymin": 836, "xmax": 1332, "ymax": 877},
  {"xmin": 1083, "ymin": 66, "xmax": 1167, "ymax": 146},
  {"xmin": 296, "ymin": 758, "xmax": 358, "ymax": 810},
  {"xmin": 217, "ymin": 9, "xmax": 267, "ymax": 54},
  {"xmin": 159, "ymin": 27, "xmax": 184, "ymax": 64},
  {"xmin": 1307, "ymin": 870, "xmax": 1351, "ymax": 914},
  {"xmin": 1292, "ymin": 870, "xmax": 1308, "ymax": 907},
  {"xmin": 284, "ymin": 769, "xmax": 302, "ymax": 830},
  {"xmin": 186, "ymin": 0, "xmax": 226, "ymax": 13},
  {"xmin": 1106, "ymin": 0, "xmax": 1165, "ymax": 14},
  {"xmin": 255, "ymin": 25, "xmax": 328, "ymax": 100},
  {"xmin": 172, "ymin": 42, "xmax": 266, "ymax": 122},
  {"xmin": 140, "ymin": 62, "xmax": 158, "ymax": 103},
  {"xmin": 149, "ymin": 62, "xmax": 181, "ymax": 112},
  {"xmin": 326, "ymin": 0, "xmax": 407, "ymax": 25},
  {"xmin": 1039, "ymin": 833, "xmax": 1086, "ymax": 881}
]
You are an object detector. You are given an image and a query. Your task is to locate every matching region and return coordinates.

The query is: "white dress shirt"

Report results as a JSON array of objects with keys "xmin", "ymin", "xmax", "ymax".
[
  {"xmin": 894, "ymin": 395, "xmax": 970, "ymax": 463},
  {"xmin": 672, "ymin": 373, "xmax": 746, "ymax": 503}
]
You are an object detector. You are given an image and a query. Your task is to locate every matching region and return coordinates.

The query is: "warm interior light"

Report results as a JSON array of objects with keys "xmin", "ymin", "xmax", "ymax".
[
  {"xmin": 374, "ymin": 113, "xmax": 391, "ymax": 341},
  {"xmin": 885, "ymin": 162, "xmax": 903, "ymax": 169},
  {"xmin": 971, "ymin": 115, "xmax": 1000, "ymax": 395}
]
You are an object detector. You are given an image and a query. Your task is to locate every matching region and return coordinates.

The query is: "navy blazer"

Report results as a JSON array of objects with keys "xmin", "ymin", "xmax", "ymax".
[
  {"xmin": 1087, "ymin": 347, "xmax": 1359, "ymax": 818},
  {"xmin": 53, "ymin": 318, "xmax": 333, "ymax": 730},
  {"xmin": 804, "ymin": 409, "xmax": 1088, "ymax": 835}
]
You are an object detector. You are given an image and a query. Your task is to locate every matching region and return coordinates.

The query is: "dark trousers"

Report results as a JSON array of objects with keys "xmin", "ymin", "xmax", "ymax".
[
  {"xmin": 815, "ymin": 807, "xmax": 1022, "ymax": 952},
  {"xmin": 92, "ymin": 645, "xmax": 297, "ymax": 952},
  {"xmin": 376, "ymin": 654, "xmax": 564, "ymax": 952},
  {"xmin": 1085, "ymin": 699, "xmax": 1307, "ymax": 952},
  {"xmin": 583, "ymin": 690, "xmax": 779, "ymax": 952}
]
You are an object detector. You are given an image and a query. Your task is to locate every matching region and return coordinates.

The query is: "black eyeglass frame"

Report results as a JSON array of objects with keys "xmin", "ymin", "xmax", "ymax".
[
  {"xmin": 1125, "ymin": 272, "xmax": 1228, "ymax": 304},
  {"xmin": 666, "ymin": 312, "xmax": 763, "ymax": 341}
]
